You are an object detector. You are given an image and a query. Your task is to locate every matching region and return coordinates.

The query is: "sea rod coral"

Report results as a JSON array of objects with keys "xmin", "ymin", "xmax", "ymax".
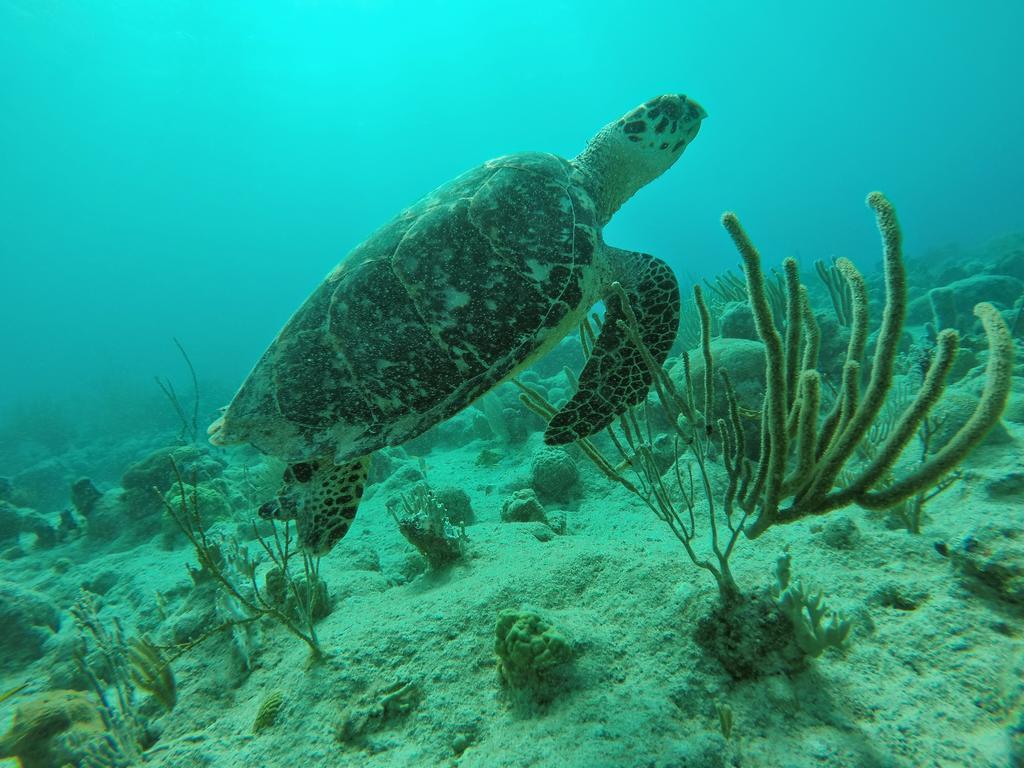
[{"xmin": 520, "ymin": 192, "xmax": 1014, "ymax": 606}]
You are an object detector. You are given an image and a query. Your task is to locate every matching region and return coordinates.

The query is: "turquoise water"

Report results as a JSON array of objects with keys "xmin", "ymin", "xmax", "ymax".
[
  {"xmin": 1, "ymin": 3, "xmax": 1022, "ymax": 767},
  {"xmin": 1, "ymin": 0, "xmax": 1021, "ymax": 416}
]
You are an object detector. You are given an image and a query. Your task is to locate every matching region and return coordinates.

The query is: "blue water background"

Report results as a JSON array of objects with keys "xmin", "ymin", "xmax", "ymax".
[{"xmin": 1, "ymin": 0, "xmax": 1021, "ymax": 444}]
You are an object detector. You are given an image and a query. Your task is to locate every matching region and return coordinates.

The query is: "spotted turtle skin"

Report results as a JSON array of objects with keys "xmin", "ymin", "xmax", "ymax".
[{"xmin": 219, "ymin": 151, "xmax": 601, "ymax": 464}]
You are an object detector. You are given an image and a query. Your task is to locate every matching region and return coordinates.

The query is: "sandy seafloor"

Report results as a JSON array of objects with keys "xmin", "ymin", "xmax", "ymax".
[{"xmin": 1, "ymin": 354, "xmax": 1022, "ymax": 768}]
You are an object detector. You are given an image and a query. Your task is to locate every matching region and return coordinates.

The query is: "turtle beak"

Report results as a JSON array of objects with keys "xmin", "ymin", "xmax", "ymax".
[
  {"xmin": 651, "ymin": 93, "xmax": 707, "ymax": 122},
  {"xmin": 671, "ymin": 94, "xmax": 706, "ymax": 126},
  {"xmin": 687, "ymin": 98, "xmax": 708, "ymax": 122}
]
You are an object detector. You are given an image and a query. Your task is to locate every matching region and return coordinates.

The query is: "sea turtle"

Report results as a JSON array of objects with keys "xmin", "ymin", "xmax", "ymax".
[{"xmin": 209, "ymin": 94, "xmax": 706, "ymax": 554}]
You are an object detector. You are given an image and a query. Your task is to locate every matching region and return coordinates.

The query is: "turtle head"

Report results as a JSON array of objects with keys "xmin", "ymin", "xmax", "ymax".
[
  {"xmin": 575, "ymin": 94, "xmax": 706, "ymax": 225},
  {"xmin": 612, "ymin": 94, "xmax": 706, "ymax": 170}
]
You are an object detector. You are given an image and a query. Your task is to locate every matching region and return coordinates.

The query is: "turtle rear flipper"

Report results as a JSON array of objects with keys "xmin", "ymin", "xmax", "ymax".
[
  {"xmin": 260, "ymin": 456, "xmax": 372, "ymax": 555},
  {"xmin": 544, "ymin": 251, "xmax": 679, "ymax": 444},
  {"xmin": 298, "ymin": 456, "xmax": 371, "ymax": 555}
]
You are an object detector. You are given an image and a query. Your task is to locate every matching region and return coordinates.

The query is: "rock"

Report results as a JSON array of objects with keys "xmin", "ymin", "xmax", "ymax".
[
  {"xmin": 695, "ymin": 591, "xmax": 796, "ymax": 680},
  {"xmin": 1004, "ymin": 386, "xmax": 1024, "ymax": 424},
  {"xmin": 42, "ymin": 627, "xmax": 90, "ymax": 691},
  {"xmin": 950, "ymin": 521, "xmax": 1024, "ymax": 605},
  {"xmin": 345, "ymin": 544, "xmax": 382, "ymax": 572},
  {"xmin": 818, "ymin": 515, "xmax": 860, "ymax": 550},
  {"xmin": 530, "ymin": 523, "xmax": 556, "ymax": 542},
  {"xmin": 0, "ymin": 689, "xmax": 106, "ymax": 768},
  {"xmin": 675, "ymin": 337, "xmax": 766, "ymax": 457},
  {"xmin": 83, "ymin": 569, "xmax": 120, "ymax": 596},
  {"xmin": 929, "ymin": 388, "xmax": 1011, "ymax": 449},
  {"xmin": 121, "ymin": 444, "xmax": 224, "ymax": 521},
  {"xmin": 0, "ymin": 501, "xmax": 22, "ymax": 546},
  {"xmin": 336, "ymin": 679, "xmax": 422, "ymax": 748},
  {"xmin": 868, "ymin": 581, "xmax": 928, "ymax": 611},
  {"xmin": 719, "ymin": 301, "xmax": 757, "ymax": 340},
  {"xmin": 19, "ymin": 512, "xmax": 58, "ymax": 549},
  {"xmin": 55, "ymin": 508, "xmax": 81, "ymax": 543},
  {"xmin": 545, "ymin": 386, "xmax": 567, "ymax": 408},
  {"xmin": 906, "ymin": 293, "xmax": 935, "ymax": 325},
  {"xmin": 13, "ymin": 458, "xmax": 74, "ymax": 512},
  {"xmin": 986, "ymin": 472, "xmax": 1024, "ymax": 500},
  {"xmin": 406, "ymin": 409, "xmax": 476, "ymax": 453},
  {"xmin": 332, "ymin": 570, "xmax": 389, "ymax": 602},
  {"xmin": 160, "ymin": 482, "xmax": 232, "ymax": 548},
  {"xmin": 813, "ymin": 310, "xmax": 852, "ymax": 382},
  {"xmin": 501, "ymin": 489, "xmax": 547, "ymax": 524},
  {"xmin": 1, "ymin": 545, "xmax": 25, "ymax": 561},
  {"xmin": 367, "ymin": 447, "xmax": 403, "ymax": 485},
  {"xmin": 434, "ymin": 487, "xmax": 475, "ymax": 526},
  {"xmin": 546, "ymin": 509, "xmax": 567, "ymax": 535},
  {"xmin": 84, "ymin": 489, "xmax": 131, "ymax": 543},
  {"xmin": 0, "ymin": 581, "xmax": 62, "ymax": 670},
  {"xmin": 387, "ymin": 550, "xmax": 427, "ymax": 585},
  {"xmin": 70, "ymin": 478, "xmax": 102, "ymax": 516},
  {"xmin": 502, "ymin": 404, "xmax": 531, "ymax": 445},
  {"xmin": 987, "ymin": 236, "xmax": 1024, "ymax": 282},
  {"xmin": 530, "ymin": 447, "xmax": 579, "ymax": 503},
  {"xmin": 928, "ymin": 274, "xmax": 1024, "ymax": 333}
]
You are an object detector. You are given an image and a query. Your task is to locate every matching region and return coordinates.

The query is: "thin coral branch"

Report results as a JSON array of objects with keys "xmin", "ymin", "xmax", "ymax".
[{"xmin": 162, "ymin": 459, "xmax": 325, "ymax": 662}]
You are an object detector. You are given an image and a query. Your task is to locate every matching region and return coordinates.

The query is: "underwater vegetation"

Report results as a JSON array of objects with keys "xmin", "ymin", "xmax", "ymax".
[
  {"xmin": 519, "ymin": 191, "xmax": 1014, "ymax": 678},
  {"xmin": 0, "ymin": 192, "xmax": 1021, "ymax": 765},
  {"xmin": 3, "ymin": 0, "xmax": 1024, "ymax": 760}
]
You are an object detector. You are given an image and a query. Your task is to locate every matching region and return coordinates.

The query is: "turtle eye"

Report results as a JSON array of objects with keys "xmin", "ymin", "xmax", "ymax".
[{"xmin": 291, "ymin": 462, "xmax": 316, "ymax": 483}]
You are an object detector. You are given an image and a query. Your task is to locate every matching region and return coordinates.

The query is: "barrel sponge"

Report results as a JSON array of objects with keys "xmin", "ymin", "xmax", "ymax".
[{"xmin": 494, "ymin": 609, "xmax": 573, "ymax": 690}]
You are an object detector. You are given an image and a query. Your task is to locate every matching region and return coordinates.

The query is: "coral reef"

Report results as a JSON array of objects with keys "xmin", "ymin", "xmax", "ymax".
[
  {"xmin": 501, "ymin": 488, "xmax": 548, "ymax": 524},
  {"xmin": 163, "ymin": 466, "xmax": 327, "ymax": 661},
  {"xmin": 0, "ymin": 177, "xmax": 1020, "ymax": 768},
  {"xmin": 252, "ymin": 690, "xmax": 285, "ymax": 734},
  {"xmin": 694, "ymin": 590, "xmax": 795, "ymax": 680},
  {"xmin": 160, "ymin": 481, "xmax": 232, "ymax": 548},
  {"xmin": 265, "ymin": 565, "xmax": 332, "ymax": 623},
  {"xmin": 494, "ymin": 609, "xmax": 574, "ymax": 708},
  {"xmin": 82, "ymin": 488, "xmax": 132, "ymax": 543},
  {"xmin": 127, "ymin": 636, "xmax": 177, "ymax": 711},
  {"xmin": 121, "ymin": 444, "xmax": 223, "ymax": 520},
  {"xmin": 927, "ymin": 274, "xmax": 1023, "ymax": 333},
  {"xmin": 673, "ymin": 336, "xmax": 767, "ymax": 454},
  {"xmin": 386, "ymin": 483, "xmax": 466, "ymax": 570},
  {"xmin": 0, "ymin": 689, "xmax": 105, "ymax": 768},
  {"xmin": 770, "ymin": 553, "xmax": 853, "ymax": 657}
]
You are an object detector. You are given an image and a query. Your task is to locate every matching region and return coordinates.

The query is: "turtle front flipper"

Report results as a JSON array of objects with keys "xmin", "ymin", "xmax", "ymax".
[
  {"xmin": 258, "ymin": 455, "xmax": 372, "ymax": 555},
  {"xmin": 544, "ymin": 251, "xmax": 679, "ymax": 444}
]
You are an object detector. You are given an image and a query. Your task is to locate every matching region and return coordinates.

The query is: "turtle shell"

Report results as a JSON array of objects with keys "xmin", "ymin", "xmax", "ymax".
[{"xmin": 219, "ymin": 152, "xmax": 601, "ymax": 462}]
